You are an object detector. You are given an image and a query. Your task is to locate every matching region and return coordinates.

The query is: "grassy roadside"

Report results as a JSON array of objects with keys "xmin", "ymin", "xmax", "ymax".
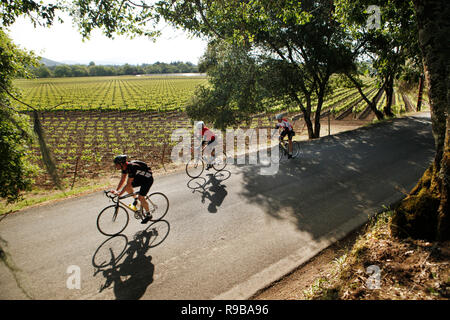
[
  {"xmin": 0, "ymin": 176, "xmax": 114, "ymax": 216},
  {"xmin": 0, "ymin": 161, "xmax": 188, "ymax": 216}
]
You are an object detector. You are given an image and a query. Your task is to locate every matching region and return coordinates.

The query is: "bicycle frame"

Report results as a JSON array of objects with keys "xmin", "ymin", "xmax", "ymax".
[
  {"xmin": 280, "ymin": 139, "xmax": 289, "ymax": 148},
  {"xmin": 105, "ymin": 191, "xmax": 157, "ymax": 216},
  {"xmin": 191, "ymin": 144, "xmax": 211, "ymax": 163},
  {"xmin": 279, "ymin": 137, "xmax": 292, "ymax": 152}
]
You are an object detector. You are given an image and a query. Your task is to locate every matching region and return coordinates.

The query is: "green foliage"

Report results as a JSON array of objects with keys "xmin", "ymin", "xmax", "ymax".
[
  {"xmin": 0, "ymin": 0, "xmax": 60, "ymax": 27},
  {"xmin": 166, "ymin": 1, "xmax": 356, "ymax": 137},
  {"xmin": 1, "ymin": 1, "xmax": 161, "ymax": 41},
  {"xmin": 0, "ymin": 108, "xmax": 36, "ymax": 203},
  {"xmin": 0, "ymin": 30, "xmax": 38, "ymax": 87},
  {"xmin": 0, "ymin": 30, "xmax": 43, "ymax": 202},
  {"xmin": 334, "ymin": 0, "xmax": 421, "ymax": 95},
  {"xmin": 187, "ymin": 41, "xmax": 266, "ymax": 130},
  {"xmin": 30, "ymin": 61, "xmax": 199, "ymax": 78},
  {"xmin": 70, "ymin": 0, "xmax": 161, "ymax": 39}
]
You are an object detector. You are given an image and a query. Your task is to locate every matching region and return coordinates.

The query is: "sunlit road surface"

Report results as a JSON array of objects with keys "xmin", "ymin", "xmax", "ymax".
[{"xmin": 0, "ymin": 113, "xmax": 434, "ymax": 300}]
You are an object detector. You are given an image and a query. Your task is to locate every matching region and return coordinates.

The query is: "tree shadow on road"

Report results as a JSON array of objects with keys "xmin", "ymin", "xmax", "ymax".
[
  {"xmin": 92, "ymin": 220, "xmax": 170, "ymax": 300},
  {"xmin": 239, "ymin": 117, "xmax": 435, "ymax": 241},
  {"xmin": 187, "ymin": 170, "xmax": 231, "ymax": 213}
]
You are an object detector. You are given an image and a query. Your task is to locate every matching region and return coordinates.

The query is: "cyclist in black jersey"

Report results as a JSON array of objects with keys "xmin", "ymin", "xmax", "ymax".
[{"xmin": 111, "ymin": 155, "xmax": 154, "ymax": 224}]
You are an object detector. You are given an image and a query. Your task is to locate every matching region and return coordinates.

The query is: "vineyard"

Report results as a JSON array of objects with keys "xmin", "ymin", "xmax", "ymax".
[
  {"xmin": 13, "ymin": 75, "xmax": 208, "ymax": 112},
  {"xmin": 12, "ymin": 75, "xmax": 423, "ymax": 188}
]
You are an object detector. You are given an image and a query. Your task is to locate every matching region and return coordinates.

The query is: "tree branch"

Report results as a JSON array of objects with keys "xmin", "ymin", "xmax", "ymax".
[
  {"xmin": 0, "ymin": 83, "xmax": 36, "ymax": 111},
  {"xmin": 194, "ymin": 0, "xmax": 224, "ymax": 39}
]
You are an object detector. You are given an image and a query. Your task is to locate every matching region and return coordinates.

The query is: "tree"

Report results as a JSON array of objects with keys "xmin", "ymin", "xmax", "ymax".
[
  {"xmin": 0, "ymin": 30, "xmax": 37, "ymax": 202},
  {"xmin": 158, "ymin": 0, "xmax": 355, "ymax": 138},
  {"xmin": 54, "ymin": 64, "xmax": 73, "ymax": 77},
  {"xmin": 187, "ymin": 40, "xmax": 266, "ymax": 130},
  {"xmin": 335, "ymin": 0, "xmax": 420, "ymax": 120},
  {"xmin": 120, "ymin": 63, "xmax": 138, "ymax": 75},
  {"xmin": 34, "ymin": 64, "xmax": 52, "ymax": 78},
  {"xmin": 389, "ymin": 0, "xmax": 449, "ymax": 241},
  {"xmin": 70, "ymin": 65, "xmax": 88, "ymax": 77}
]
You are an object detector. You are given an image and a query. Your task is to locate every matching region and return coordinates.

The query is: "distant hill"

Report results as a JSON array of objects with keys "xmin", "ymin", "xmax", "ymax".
[{"xmin": 39, "ymin": 57, "xmax": 63, "ymax": 66}]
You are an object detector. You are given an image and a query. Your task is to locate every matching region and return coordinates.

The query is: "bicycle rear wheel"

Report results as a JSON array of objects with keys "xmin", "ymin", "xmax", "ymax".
[
  {"xmin": 186, "ymin": 158, "xmax": 204, "ymax": 178},
  {"xmin": 292, "ymin": 141, "xmax": 301, "ymax": 158},
  {"xmin": 97, "ymin": 205, "xmax": 129, "ymax": 236},
  {"xmin": 212, "ymin": 152, "xmax": 227, "ymax": 172},
  {"xmin": 145, "ymin": 192, "xmax": 169, "ymax": 221}
]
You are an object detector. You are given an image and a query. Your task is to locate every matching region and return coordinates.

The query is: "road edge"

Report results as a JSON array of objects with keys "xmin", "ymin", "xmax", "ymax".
[{"xmin": 213, "ymin": 198, "xmax": 404, "ymax": 300}]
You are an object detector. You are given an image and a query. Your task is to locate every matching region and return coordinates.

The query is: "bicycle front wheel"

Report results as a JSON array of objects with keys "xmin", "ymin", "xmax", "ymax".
[
  {"xmin": 145, "ymin": 192, "xmax": 169, "ymax": 221},
  {"xmin": 97, "ymin": 205, "xmax": 129, "ymax": 236},
  {"xmin": 279, "ymin": 143, "xmax": 288, "ymax": 161},
  {"xmin": 186, "ymin": 158, "xmax": 204, "ymax": 178},
  {"xmin": 212, "ymin": 152, "xmax": 227, "ymax": 172}
]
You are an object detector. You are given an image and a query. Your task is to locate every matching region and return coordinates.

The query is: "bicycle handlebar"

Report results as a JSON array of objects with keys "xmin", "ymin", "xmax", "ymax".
[
  {"xmin": 104, "ymin": 190, "xmax": 117, "ymax": 200},
  {"xmin": 104, "ymin": 190, "xmax": 139, "ymax": 201}
]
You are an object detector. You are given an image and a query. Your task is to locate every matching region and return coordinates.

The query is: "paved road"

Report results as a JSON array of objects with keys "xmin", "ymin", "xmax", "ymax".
[{"xmin": 0, "ymin": 114, "xmax": 435, "ymax": 300}]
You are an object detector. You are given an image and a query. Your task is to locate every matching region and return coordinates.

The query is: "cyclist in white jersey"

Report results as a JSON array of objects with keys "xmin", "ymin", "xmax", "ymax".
[{"xmin": 275, "ymin": 114, "xmax": 295, "ymax": 159}]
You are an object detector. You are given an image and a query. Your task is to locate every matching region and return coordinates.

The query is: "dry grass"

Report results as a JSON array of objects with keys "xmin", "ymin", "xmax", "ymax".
[
  {"xmin": 253, "ymin": 211, "xmax": 449, "ymax": 300},
  {"xmin": 305, "ymin": 211, "xmax": 450, "ymax": 300}
]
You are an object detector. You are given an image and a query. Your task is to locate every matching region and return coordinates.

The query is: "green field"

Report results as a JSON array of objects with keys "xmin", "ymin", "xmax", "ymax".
[{"xmin": 13, "ymin": 75, "xmax": 208, "ymax": 111}]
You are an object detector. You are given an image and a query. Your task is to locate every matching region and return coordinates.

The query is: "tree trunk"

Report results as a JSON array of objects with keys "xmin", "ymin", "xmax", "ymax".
[
  {"xmin": 383, "ymin": 76, "xmax": 395, "ymax": 117},
  {"xmin": 391, "ymin": 0, "xmax": 449, "ymax": 241},
  {"xmin": 290, "ymin": 90, "xmax": 315, "ymax": 139},
  {"xmin": 303, "ymin": 98, "xmax": 316, "ymax": 139},
  {"xmin": 313, "ymin": 100, "xmax": 322, "ymax": 139},
  {"xmin": 437, "ymin": 117, "xmax": 450, "ymax": 240},
  {"xmin": 346, "ymin": 72, "xmax": 385, "ymax": 120},
  {"xmin": 305, "ymin": 115, "xmax": 315, "ymax": 139},
  {"xmin": 416, "ymin": 73, "xmax": 424, "ymax": 111},
  {"xmin": 313, "ymin": 80, "xmax": 329, "ymax": 139}
]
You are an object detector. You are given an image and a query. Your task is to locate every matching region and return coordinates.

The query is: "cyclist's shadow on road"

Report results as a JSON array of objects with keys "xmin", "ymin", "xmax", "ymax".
[
  {"xmin": 92, "ymin": 220, "xmax": 170, "ymax": 300},
  {"xmin": 187, "ymin": 170, "xmax": 231, "ymax": 213}
]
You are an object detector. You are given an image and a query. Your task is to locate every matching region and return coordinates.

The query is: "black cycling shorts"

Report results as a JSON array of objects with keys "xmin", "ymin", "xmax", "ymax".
[
  {"xmin": 280, "ymin": 130, "xmax": 295, "ymax": 140},
  {"xmin": 202, "ymin": 135, "xmax": 216, "ymax": 146},
  {"xmin": 132, "ymin": 175, "xmax": 154, "ymax": 196}
]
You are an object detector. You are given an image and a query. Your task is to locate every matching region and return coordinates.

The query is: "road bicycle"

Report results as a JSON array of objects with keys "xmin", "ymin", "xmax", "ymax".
[
  {"xmin": 97, "ymin": 190, "xmax": 169, "ymax": 236},
  {"xmin": 185, "ymin": 145, "xmax": 227, "ymax": 178},
  {"xmin": 270, "ymin": 128, "xmax": 301, "ymax": 161},
  {"xmin": 277, "ymin": 135, "xmax": 301, "ymax": 161}
]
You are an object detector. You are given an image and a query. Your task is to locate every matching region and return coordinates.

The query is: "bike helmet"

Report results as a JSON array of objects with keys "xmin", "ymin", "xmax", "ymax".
[
  {"xmin": 113, "ymin": 154, "xmax": 127, "ymax": 164},
  {"xmin": 196, "ymin": 121, "xmax": 205, "ymax": 128},
  {"xmin": 276, "ymin": 114, "xmax": 283, "ymax": 120}
]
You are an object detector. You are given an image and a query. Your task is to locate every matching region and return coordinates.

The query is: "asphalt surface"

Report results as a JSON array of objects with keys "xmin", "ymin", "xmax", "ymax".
[{"xmin": 0, "ymin": 114, "xmax": 435, "ymax": 300}]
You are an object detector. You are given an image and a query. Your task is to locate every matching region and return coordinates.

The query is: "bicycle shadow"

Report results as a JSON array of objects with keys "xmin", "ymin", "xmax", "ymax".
[
  {"xmin": 92, "ymin": 220, "xmax": 170, "ymax": 300},
  {"xmin": 187, "ymin": 170, "xmax": 231, "ymax": 213}
]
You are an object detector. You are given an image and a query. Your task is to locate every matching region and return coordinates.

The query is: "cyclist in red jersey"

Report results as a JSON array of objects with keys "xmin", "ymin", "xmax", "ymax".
[{"xmin": 196, "ymin": 121, "xmax": 217, "ymax": 169}]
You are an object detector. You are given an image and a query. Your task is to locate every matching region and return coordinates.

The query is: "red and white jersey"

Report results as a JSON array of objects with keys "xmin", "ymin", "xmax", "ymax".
[
  {"xmin": 201, "ymin": 126, "xmax": 215, "ymax": 141},
  {"xmin": 277, "ymin": 118, "xmax": 293, "ymax": 131}
]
